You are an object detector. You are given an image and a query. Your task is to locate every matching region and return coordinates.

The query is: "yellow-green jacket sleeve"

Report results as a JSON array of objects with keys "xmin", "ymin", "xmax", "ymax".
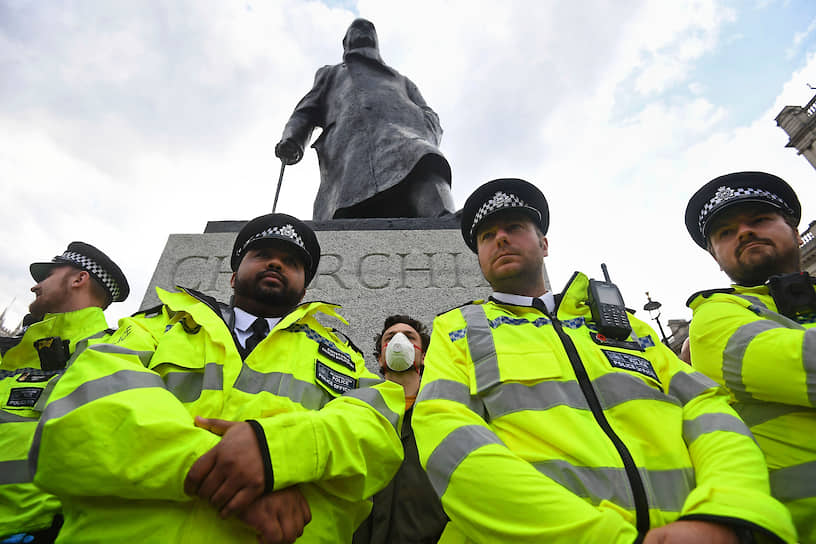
[
  {"xmin": 30, "ymin": 315, "xmax": 219, "ymax": 501},
  {"xmin": 689, "ymin": 292, "xmax": 816, "ymax": 407},
  {"xmin": 259, "ymin": 364, "xmax": 405, "ymax": 503},
  {"xmin": 665, "ymin": 361, "xmax": 796, "ymax": 541}
]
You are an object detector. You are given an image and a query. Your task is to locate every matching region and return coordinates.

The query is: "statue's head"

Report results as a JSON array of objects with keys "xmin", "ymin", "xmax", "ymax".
[{"xmin": 343, "ymin": 18, "xmax": 378, "ymax": 53}]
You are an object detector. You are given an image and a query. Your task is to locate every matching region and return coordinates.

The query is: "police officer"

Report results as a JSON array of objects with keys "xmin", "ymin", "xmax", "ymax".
[
  {"xmin": 0, "ymin": 242, "xmax": 129, "ymax": 544},
  {"xmin": 354, "ymin": 315, "xmax": 447, "ymax": 544},
  {"xmin": 412, "ymin": 178, "xmax": 796, "ymax": 543},
  {"xmin": 29, "ymin": 214, "xmax": 405, "ymax": 543},
  {"xmin": 685, "ymin": 171, "xmax": 815, "ymax": 541}
]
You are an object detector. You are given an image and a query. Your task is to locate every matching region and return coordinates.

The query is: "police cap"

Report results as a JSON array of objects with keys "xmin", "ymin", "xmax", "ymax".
[
  {"xmin": 685, "ymin": 171, "xmax": 800, "ymax": 249},
  {"xmin": 30, "ymin": 241, "xmax": 130, "ymax": 304},
  {"xmin": 231, "ymin": 213, "xmax": 321, "ymax": 284},
  {"xmin": 461, "ymin": 178, "xmax": 549, "ymax": 252}
]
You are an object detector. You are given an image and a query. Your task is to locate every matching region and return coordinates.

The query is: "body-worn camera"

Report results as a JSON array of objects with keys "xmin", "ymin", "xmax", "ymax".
[
  {"xmin": 33, "ymin": 336, "xmax": 71, "ymax": 371},
  {"xmin": 767, "ymin": 272, "xmax": 816, "ymax": 320}
]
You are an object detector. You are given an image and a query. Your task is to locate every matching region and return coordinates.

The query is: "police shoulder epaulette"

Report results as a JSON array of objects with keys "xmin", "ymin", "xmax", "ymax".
[
  {"xmin": 437, "ymin": 299, "xmax": 485, "ymax": 317},
  {"xmin": 328, "ymin": 328, "xmax": 363, "ymax": 356},
  {"xmin": 131, "ymin": 304, "xmax": 163, "ymax": 319},
  {"xmin": 0, "ymin": 335, "xmax": 23, "ymax": 357},
  {"xmin": 685, "ymin": 287, "xmax": 735, "ymax": 307}
]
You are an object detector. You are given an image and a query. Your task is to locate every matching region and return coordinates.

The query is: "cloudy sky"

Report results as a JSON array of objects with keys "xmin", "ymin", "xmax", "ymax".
[{"xmin": 2, "ymin": 0, "xmax": 816, "ymax": 333}]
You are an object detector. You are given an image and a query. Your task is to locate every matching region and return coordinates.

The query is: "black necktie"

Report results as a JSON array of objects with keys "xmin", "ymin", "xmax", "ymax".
[
  {"xmin": 244, "ymin": 317, "xmax": 269, "ymax": 354},
  {"xmin": 532, "ymin": 297, "xmax": 550, "ymax": 316}
]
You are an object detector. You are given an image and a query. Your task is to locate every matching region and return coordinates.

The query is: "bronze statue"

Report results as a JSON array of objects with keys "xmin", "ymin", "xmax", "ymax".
[{"xmin": 275, "ymin": 18, "xmax": 455, "ymax": 220}]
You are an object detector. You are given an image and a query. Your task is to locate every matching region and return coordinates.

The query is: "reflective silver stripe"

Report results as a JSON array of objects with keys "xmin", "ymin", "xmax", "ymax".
[
  {"xmin": 533, "ymin": 459, "xmax": 694, "ymax": 512},
  {"xmin": 64, "ymin": 330, "xmax": 108, "ymax": 372},
  {"xmin": 29, "ymin": 369, "xmax": 167, "ymax": 475},
  {"xmin": 592, "ymin": 372, "xmax": 679, "ymax": 408},
  {"xmin": 416, "ymin": 379, "xmax": 487, "ymax": 419},
  {"xmin": 481, "ymin": 379, "xmax": 586, "ymax": 419},
  {"xmin": 723, "ymin": 320, "xmax": 781, "ymax": 401},
  {"xmin": 748, "ymin": 302, "xmax": 804, "ymax": 329},
  {"xmin": 481, "ymin": 372, "xmax": 680, "ymax": 420},
  {"xmin": 343, "ymin": 386, "xmax": 400, "ymax": 432},
  {"xmin": 668, "ymin": 371, "xmax": 717, "ymax": 405},
  {"xmin": 163, "ymin": 363, "xmax": 224, "ymax": 403},
  {"xmin": 0, "ymin": 459, "xmax": 30, "ymax": 485},
  {"xmin": 683, "ymin": 412, "xmax": 754, "ymax": 445},
  {"xmin": 769, "ymin": 460, "xmax": 816, "ymax": 502},
  {"xmin": 89, "ymin": 343, "xmax": 154, "ymax": 366},
  {"xmin": 40, "ymin": 370, "xmax": 166, "ymax": 422},
  {"xmin": 460, "ymin": 305, "xmax": 501, "ymax": 391},
  {"xmin": 0, "ymin": 411, "xmax": 37, "ymax": 424},
  {"xmin": 234, "ymin": 364, "xmax": 330, "ymax": 410},
  {"xmin": 804, "ymin": 328, "xmax": 816, "ymax": 406},
  {"xmin": 426, "ymin": 424, "xmax": 504, "ymax": 497},
  {"xmin": 733, "ymin": 401, "xmax": 803, "ymax": 428},
  {"xmin": 359, "ymin": 377, "xmax": 384, "ymax": 387},
  {"xmin": 733, "ymin": 294, "xmax": 768, "ymax": 310}
]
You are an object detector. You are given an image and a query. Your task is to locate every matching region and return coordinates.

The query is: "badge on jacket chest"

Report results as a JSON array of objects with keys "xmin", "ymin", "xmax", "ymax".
[
  {"xmin": 315, "ymin": 361, "xmax": 356, "ymax": 394},
  {"xmin": 7, "ymin": 387, "xmax": 43, "ymax": 408},
  {"xmin": 601, "ymin": 349, "xmax": 660, "ymax": 383},
  {"xmin": 317, "ymin": 343, "xmax": 355, "ymax": 371}
]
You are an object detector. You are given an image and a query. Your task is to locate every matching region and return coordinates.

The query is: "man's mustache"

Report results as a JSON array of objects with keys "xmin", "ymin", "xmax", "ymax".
[
  {"xmin": 736, "ymin": 236, "xmax": 773, "ymax": 257},
  {"xmin": 257, "ymin": 269, "xmax": 287, "ymax": 286}
]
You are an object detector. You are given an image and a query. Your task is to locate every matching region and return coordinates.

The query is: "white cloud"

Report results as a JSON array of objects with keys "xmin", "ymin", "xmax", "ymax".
[
  {"xmin": 786, "ymin": 15, "xmax": 816, "ymax": 59},
  {"xmin": 1, "ymin": 0, "xmax": 815, "ymax": 334}
]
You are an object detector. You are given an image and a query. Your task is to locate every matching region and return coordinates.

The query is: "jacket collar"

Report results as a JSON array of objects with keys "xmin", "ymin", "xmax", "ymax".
[
  {"xmin": 491, "ymin": 291, "xmax": 555, "ymax": 314},
  {"xmin": 157, "ymin": 287, "xmax": 348, "ymax": 333},
  {"xmin": 1, "ymin": 306, "xmax": 108, "ymax": 370}
]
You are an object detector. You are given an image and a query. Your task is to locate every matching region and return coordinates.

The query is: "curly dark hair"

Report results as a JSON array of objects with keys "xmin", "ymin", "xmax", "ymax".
[{"xmin": 373, "ymin": 314, "xmax": 431, "ymax": 360}]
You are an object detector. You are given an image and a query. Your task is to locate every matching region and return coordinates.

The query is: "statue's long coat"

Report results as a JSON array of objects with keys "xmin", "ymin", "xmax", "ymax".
[{"xmin": 280, "ymin": 55, "xmax": 451, "ymax": 220}]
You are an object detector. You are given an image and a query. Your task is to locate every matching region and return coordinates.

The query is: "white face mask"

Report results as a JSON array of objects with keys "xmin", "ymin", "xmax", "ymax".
[{"xmin": 384, "ymin": 332, "xmax": 417, "ymax": 371}]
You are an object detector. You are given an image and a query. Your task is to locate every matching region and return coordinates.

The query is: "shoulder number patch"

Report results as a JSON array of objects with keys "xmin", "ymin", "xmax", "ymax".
[
  {"xmin": 602, "ymin": 349, "xmax": 661, "ymax": 383},
  {"xmin": 315, "ymin": 361, "xmax": 356, "ymax": 395},
  {"xmin": 8, "ymin": 387, "xmax": 43, "ymax": 408},
  {"xmin": 16, "ymin": 369, "xmax": 60, "ymax": 383},
  {"xmin": 318, "ymin": 343, "xmax": 355, "ymax": 371}
]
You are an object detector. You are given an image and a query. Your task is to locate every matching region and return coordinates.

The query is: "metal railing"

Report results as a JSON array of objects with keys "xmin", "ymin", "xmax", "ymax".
[{"xmin": 806, "ymin": 94, "xmax": 816, "ymax": 117}]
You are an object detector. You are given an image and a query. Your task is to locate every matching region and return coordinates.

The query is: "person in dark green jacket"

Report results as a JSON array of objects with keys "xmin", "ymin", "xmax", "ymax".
[{"xmin": 354, "ymin": 315, "xmax": 447, "ymax": 544}]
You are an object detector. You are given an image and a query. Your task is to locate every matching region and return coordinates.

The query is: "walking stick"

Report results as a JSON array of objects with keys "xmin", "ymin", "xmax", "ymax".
[{"xmin": 272, "ymin": 161, "xmax": 286, "ymax": 213}]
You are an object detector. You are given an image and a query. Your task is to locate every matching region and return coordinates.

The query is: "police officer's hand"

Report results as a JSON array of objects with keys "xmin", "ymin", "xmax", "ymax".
[
  {"xmin": 184, "ymin": 417, "xmax": 266, "ymax": 518},
  {"xmin": 274, "ymin": 139, "xmax": 303, "ymax": 165},
  {"xmin": 240, "ymin": 487, "xmax": 312, "ymax": 544},
  {"xmin": 644, "ymin": 521, "xmax": 739, "ymax": 544}
]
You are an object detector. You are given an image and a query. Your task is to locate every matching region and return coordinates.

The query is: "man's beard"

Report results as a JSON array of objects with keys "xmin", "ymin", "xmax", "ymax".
[
  {"xmin": 28, "ymin": 298, "xmax": 48, "ymax": 320},
  {"xmin": 233, "ymin": 272, "xmax": 304, "ymax": 309},
  {"xmin": 726, "ymin": 236, "xmax": 801, "ymax": 286}
]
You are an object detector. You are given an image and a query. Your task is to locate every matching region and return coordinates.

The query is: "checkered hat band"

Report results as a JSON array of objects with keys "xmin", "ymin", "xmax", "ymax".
[
  {"xmin": 470, "ymin": 191, "xmax": 529, "ymax": 238},
  {"xmin": 242, "ymin": 224, "xmax": 306, "ymax": 256},
  {"xmin": 697, "ymin": 186, "xmax": 792, "ymax": 233},
  {"xmin": 61, "ymin": 251, "xmax": 120, "ymax": 300}
]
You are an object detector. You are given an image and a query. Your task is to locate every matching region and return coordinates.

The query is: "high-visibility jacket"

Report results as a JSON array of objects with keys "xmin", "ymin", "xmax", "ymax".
[
  {"xmin": 689, "ymin": 283, "xmax": 816, "ymax": 542},
  {"xmin": 29, "ymin": 287, "xmax": 405, "ymax": 543},
  {"xmin": 414, "ymin": 272, "xmax": 796, "ymax": 544},
  {"xmin": 0, "ymin": 307, "xmax": 109, "ymax": 538}
]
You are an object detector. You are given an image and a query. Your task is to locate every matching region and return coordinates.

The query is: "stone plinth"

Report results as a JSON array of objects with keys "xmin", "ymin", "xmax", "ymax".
[{"xmin": 142, "ymin": 217, "xmax": 539, "ymax": 371}]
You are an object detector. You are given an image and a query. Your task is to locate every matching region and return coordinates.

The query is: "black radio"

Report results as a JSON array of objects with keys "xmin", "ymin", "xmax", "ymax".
[{"xmin": 588, "ymin": 264, "xmax": 632, "ymax": 341}]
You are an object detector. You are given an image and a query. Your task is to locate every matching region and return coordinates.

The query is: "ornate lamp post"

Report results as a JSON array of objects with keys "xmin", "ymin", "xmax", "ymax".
[{"xmin": 643, "ymin": 292, "xmax": 669, "ymax": 346}]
